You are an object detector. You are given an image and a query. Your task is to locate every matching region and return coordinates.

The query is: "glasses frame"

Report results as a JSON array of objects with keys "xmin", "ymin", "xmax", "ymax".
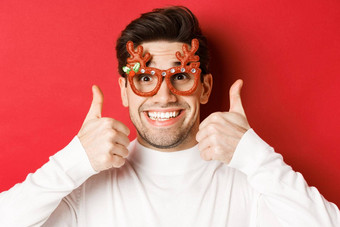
[
  {"xmin": 124, "ymin": 38, "xmax": 202, "ymax": 97},
  {"xmin": 127, "ymin": 63, "xmax": 201, "ymax": 97}
]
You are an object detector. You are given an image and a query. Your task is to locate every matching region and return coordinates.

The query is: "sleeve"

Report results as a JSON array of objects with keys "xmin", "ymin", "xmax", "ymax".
[
  {"xmin": 229, "ymin": 129, "xmax": 340, "ymax": 227},
  {"xmin": 0, "ymin": 136, "xmax": 97, "ymax": 227}
]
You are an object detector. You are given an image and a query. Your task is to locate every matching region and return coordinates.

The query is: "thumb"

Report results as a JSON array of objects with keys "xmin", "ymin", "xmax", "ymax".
[
  {"xmin": 84, "ymin": 85, "xmax": 104, "ymax": 123},
  {"xmin": 229, "ymin": 79, "xmax": 246, "ymax": 116}
]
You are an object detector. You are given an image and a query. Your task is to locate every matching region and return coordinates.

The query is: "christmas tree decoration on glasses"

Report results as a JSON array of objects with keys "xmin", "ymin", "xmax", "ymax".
[{"xmin": 122, "ymin": 39, "xmax": 202, "ymax": 97}]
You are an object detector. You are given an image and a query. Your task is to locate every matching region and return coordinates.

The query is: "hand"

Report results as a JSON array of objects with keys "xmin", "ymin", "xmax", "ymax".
[
  {"xmin": 77, "ymin": 85, "xmax": 130, "ymax": 172},
  {"xmin": 196, "ymin": 79, "xmax": 250, "ymax": 164}
]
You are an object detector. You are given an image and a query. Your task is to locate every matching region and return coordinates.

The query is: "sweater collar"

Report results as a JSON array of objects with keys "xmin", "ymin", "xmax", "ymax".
[{"xmin": 127, "ymin": 139, "xmax": 206, "ymax": 175}]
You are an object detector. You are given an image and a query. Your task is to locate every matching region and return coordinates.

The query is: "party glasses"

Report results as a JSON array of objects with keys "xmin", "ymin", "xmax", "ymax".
[{"xmin": 122, "ymin": 39, "xmax": 202, "ymax": 97}]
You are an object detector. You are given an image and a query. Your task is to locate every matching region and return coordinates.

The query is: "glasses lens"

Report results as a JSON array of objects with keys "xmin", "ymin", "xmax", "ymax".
[
  {"xmin": 170, "ymin": 72, "xmax": 195, "ymax": 92},
  {"xmin": 132, "ymin": 73, "xmax": 159, "ymax": 93}
]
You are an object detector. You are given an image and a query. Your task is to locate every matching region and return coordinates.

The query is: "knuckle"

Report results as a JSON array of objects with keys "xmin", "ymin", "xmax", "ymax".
[
  {"xmin": 211, "ymin": 134, "xmax": 220, "ymax": 143},
  {"xmin": 105, "ymin": 128, "xmax": 117, "ymax": 139},
  {"xmin": 121, "ymin": 125, "xmax": 130, "ymax": 135},
  {"xmin": 207, "ymin": 124, "xmax": 218, "ymax": 134},
  {"xmin": 99, "ymin": 118, "xmax": 109, "ymax": 126},
  {"xmin": 124, "ymin": 138, "xmax": 131, "ymax": 147},
  {"xmin": 102, "ymin": 118, "xmax": 115, "ymax": 128},
  {"xmin": 106, "ymin": 141, "xmax": 115, "ymax": 151},
  {"xmin": 112, "ymin": 156, "xmax": 125, "ymax": 168},
  {"xmin": 210, "ymin": 112, "xmax": 222, "ymax": 121},
  {"xmin": 99, "ymin": 154, "xmax": 111, "ymax": 166},
  {"xmin": 103, "ymin": 117, "xmax": 114, "ymax": 124},
  {"xmin": 118, "ymin": 158, "xmax": 126, "ymax": 167},
  {"xmin": 111, "ymin": 129, "xmax": 118, "ymax": 138},
  {"xmin": 200, "ymin": 150, "xmax": 207, "ymax": 160},
  {"xmin": 214, "ymin": 145, "xmax": 224, "ymax": 155},
  {"xmin": 121, "ymin": 148, "xmax": 129, "ymax": 158},
  {"xmin": 103, "ymin": 128, "xmax": 112, "ymax": 136},
  {"xmin": 200, "ymin": 149, "xmax": 212, "ymax": 161},
  {"xmin": 111, "ymin": 144, "xmax": 128, "ymax": 157}
]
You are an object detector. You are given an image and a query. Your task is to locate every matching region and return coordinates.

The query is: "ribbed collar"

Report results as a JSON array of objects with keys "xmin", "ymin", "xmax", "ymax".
[{"xmin": 127, "ymin": 139, "xmax": 207, "ymax": 176}]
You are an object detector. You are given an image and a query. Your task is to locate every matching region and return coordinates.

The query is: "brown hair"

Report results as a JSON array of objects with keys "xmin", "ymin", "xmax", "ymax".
[{"xmin": 115, "ymin": 6, "xmax": 210, "ymax": 80}]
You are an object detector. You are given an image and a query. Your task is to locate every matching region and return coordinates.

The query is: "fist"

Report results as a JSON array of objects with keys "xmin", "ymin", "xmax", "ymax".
[
  {"xmin": 77, "ymin": 85, "xmax": 130, "ymax": 172},
  {"xmin": 196, "ymin": 79, "xmax": 250, "ymax": 164}
]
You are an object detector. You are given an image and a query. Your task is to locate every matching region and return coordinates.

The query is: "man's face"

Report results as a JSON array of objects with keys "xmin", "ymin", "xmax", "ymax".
[{"xmin": 119, "ymin": 41, "xmax": 212, "ymax": 151}]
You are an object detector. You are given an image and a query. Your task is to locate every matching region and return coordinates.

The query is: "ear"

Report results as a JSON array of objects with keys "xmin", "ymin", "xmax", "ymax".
[
  {"xmin": 118, "ymin": 77, "xmax": 129, "ymax": 107},
  {"xmin": 200, "ymin": 73, "xmax": 213, "ymax": 104}
]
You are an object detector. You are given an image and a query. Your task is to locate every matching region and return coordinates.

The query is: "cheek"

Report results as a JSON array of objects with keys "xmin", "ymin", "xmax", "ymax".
[
  {"xmin": 126, "ymin": 88, "xmax": 139, "ymax": 105},
  {"xmin": 127, "ymin": 96, "xmax": 142, "ymax": 112},
  {"xmin": 184, "ymin": 96, "xmax": 201, "ymax": 116},
  {"xmin": 128, "ymin": 102, "xmax": 143, "ymax": 125},
  {"xmin": 126, "ymin": 91, "xmax": 147, "ymax": 116},
  {"xmin": 193, "ymin": 87, "xmax": 204, "ymax": 108},
  {"xmin": 189, "ymin": 91, "xmax": 203, "ymax": 119}
]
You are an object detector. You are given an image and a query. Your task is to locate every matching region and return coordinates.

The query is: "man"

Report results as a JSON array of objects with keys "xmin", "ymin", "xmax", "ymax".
[{"xmin": 0, "ymin": 6, "xmax": 339, "ymax": 227}]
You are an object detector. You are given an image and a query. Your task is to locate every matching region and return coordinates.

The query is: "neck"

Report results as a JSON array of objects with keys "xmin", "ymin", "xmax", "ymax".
[{"xmin": 128, "ymin": 139, "xmax": 205, "ymax": 176}]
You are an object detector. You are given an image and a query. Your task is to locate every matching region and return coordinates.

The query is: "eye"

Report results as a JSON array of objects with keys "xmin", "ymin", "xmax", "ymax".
[
  {"xmin": 172, "ymin": 73, "xmax": 189, "ymax": 81},
  {"xmin": 137, "ymin": 74, "xmax": 153, "ymax": 82}
]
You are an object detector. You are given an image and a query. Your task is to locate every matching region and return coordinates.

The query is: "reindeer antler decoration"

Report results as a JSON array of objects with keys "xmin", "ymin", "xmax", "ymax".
[
  {"xmin": 175, "ymin": 39, "xmax": 200, "ymax": 68},
  {"xmin": 122, "ymin": 41, "xmax": 151, "ymax": 76},
  {"xmin": 126, "ymin": 41, "xmax": 151, "ymax": 68}
]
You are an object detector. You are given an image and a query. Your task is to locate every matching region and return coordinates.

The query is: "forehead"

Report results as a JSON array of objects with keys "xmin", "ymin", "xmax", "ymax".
[
  {"xmin": 140, "ymin": 41, "xmax": 185, "ymax": 67},
  {"xmin": 141, "ymin": 41, "xmax": 184, "ymax": 56}
]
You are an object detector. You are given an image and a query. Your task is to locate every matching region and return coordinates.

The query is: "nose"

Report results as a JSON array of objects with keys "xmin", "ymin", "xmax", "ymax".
[{"xmin": 151, "ymin": 78, "xmax": 177, "ymax": 103}]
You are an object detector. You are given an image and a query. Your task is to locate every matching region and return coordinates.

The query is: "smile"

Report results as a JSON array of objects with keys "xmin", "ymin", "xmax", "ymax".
[
  {"xmin": 143, "ymin": 109, "xmax": 185, "ymax": 127},
  {"xmin": 147, "ymin": 111, "xmax": 181, "ymax": 121}
]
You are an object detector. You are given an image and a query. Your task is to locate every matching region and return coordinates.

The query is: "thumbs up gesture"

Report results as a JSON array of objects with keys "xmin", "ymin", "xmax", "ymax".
[
  {"xmin": 77, "ymin": 85, "xmax": 130, "ymax": 172},
  {"xmin": 196, "ymin": 79, "xmax": 250, "ymax": 164}
]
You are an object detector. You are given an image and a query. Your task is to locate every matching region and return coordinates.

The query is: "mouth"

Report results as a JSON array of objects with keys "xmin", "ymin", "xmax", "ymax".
[
  {"xmin": 147, "ymin": 110, "xmax": 181, "ymax": 121},
  {"xmin": 143, "ymin": 109, "xmax": 185, "ymax": 126}
]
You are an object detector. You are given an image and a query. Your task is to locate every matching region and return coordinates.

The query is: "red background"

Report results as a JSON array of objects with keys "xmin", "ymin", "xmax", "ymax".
[{"xmin": 0, "ymin": 0, "xmax": 339, "ymax": 207}]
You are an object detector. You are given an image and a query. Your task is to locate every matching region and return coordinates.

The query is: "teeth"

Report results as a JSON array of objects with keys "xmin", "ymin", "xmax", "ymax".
[{"xmin": 147, "ymin": 111, "xmax": 180, "ymax": 121}]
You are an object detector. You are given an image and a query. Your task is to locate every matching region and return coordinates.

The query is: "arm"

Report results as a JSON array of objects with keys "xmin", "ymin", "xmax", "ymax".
[
  {"xmin": 0, "ymin": 136, "xmax": 96, "ymax": 227},
  {"xmin": 0, "ymin": 85, "xmax": 130, "ymax": 226},
  {"xmin": 42, "ymin": 194, "xmax": 79, "ymax": 227},
  {"xmin": 196, "ymin": 79, "xmax": 340, "ymax": 227},
  {"xmin": 230, "ymin": 129, "xmax": 340, "ymax": 227}
]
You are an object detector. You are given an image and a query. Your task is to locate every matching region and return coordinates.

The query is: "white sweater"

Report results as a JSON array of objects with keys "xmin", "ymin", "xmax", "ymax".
[{"xmin": 0, "ymin": 129, "xmax": 339, "ymax": 227}]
